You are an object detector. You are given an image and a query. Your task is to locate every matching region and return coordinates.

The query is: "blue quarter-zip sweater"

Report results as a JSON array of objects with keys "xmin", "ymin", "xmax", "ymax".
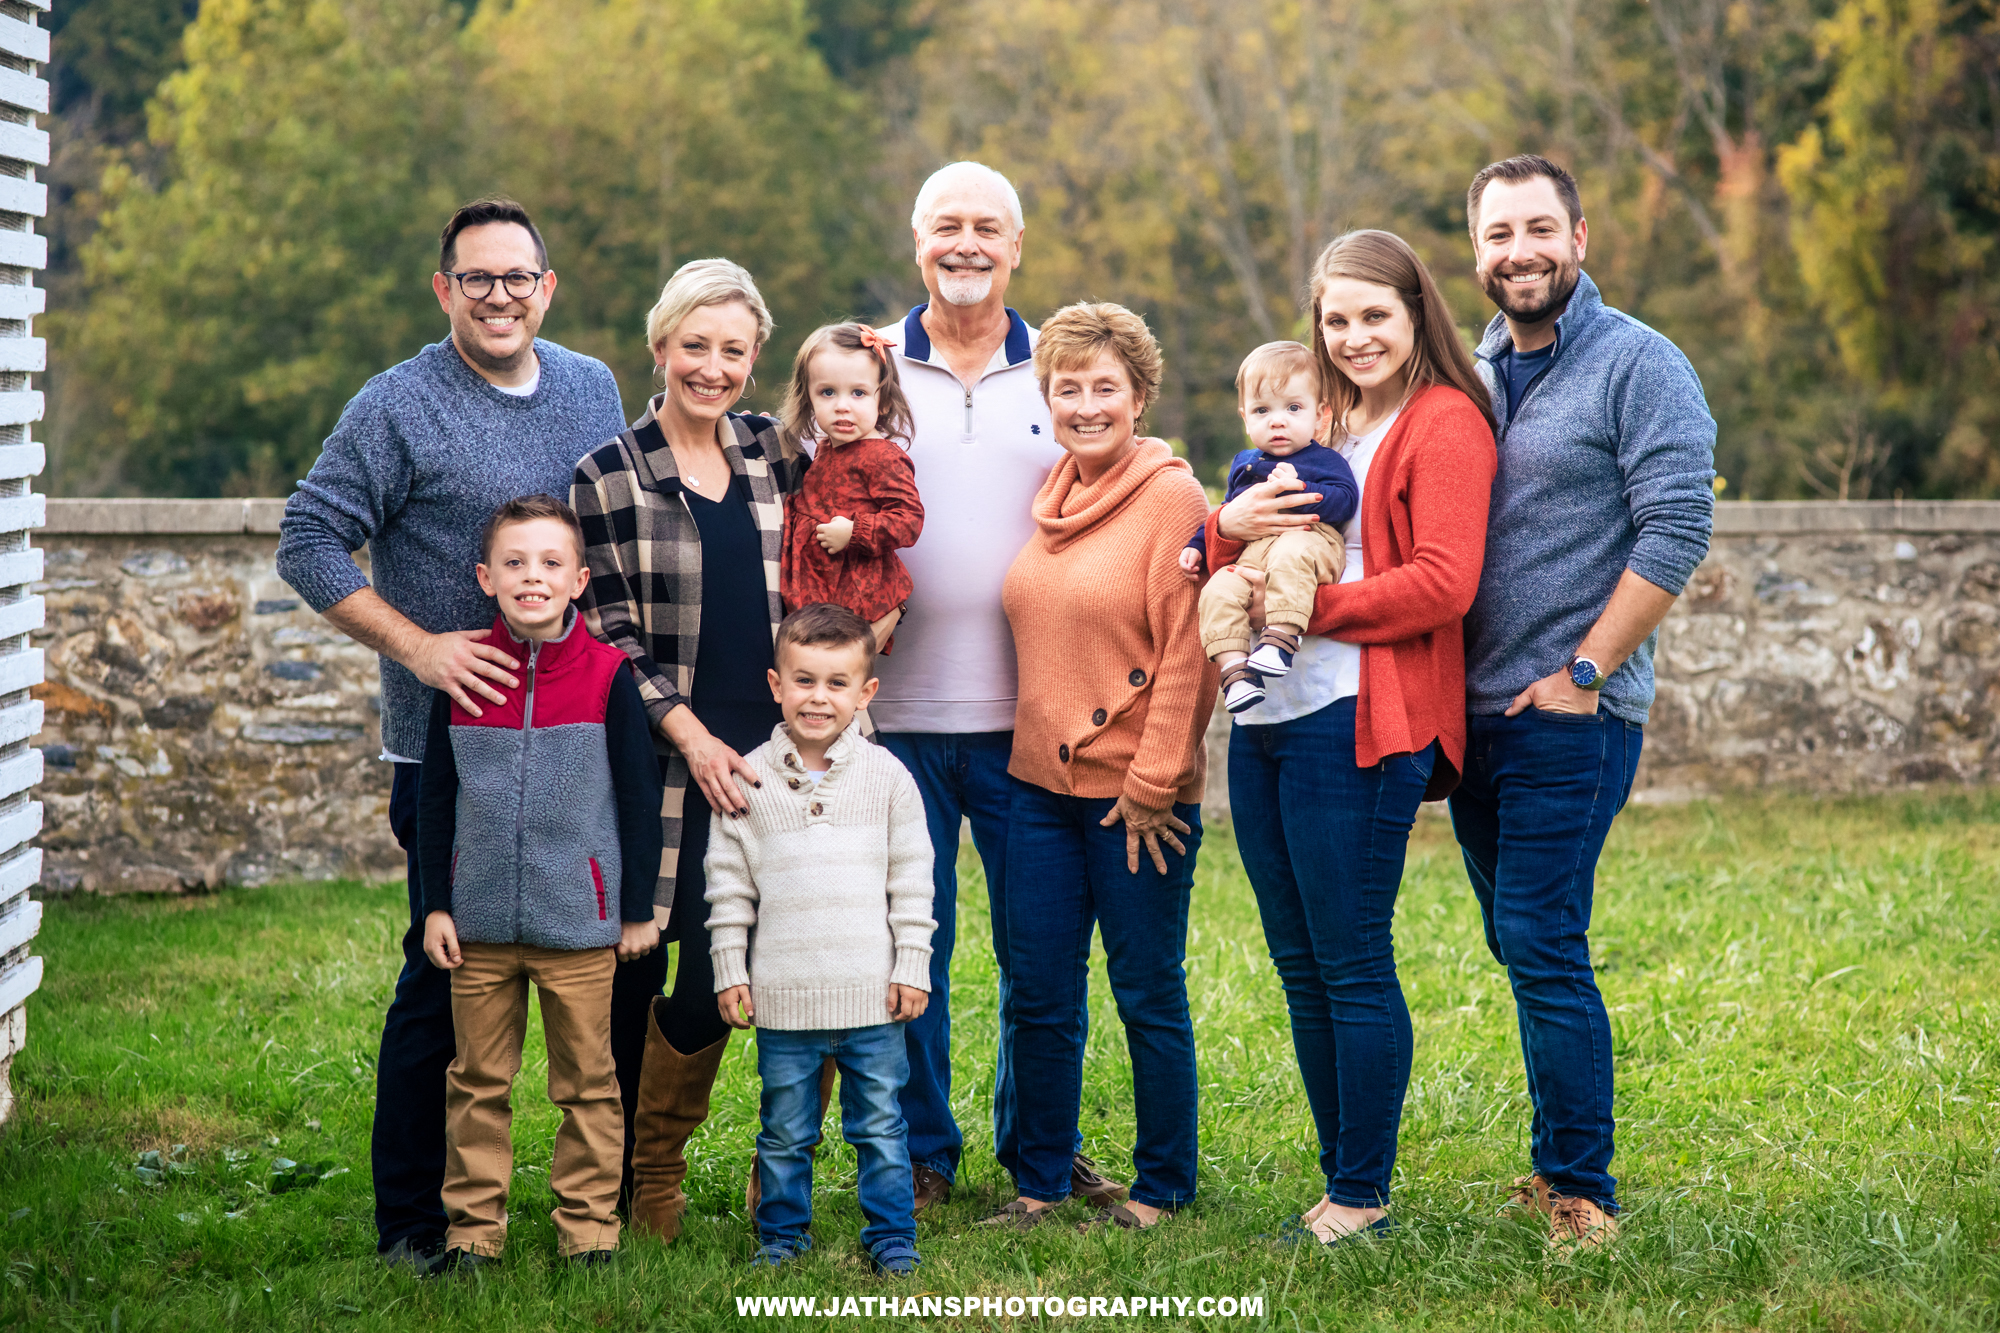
[{"xmin": 1466, "ymin": 271, "xmax": 1716, "ymax": 726}]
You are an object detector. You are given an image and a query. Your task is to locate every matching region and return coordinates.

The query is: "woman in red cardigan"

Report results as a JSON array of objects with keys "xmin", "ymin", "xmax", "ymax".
[{"xmin": 1200, "ymin": 230, "xmax": 1496, "ymax": 1244}]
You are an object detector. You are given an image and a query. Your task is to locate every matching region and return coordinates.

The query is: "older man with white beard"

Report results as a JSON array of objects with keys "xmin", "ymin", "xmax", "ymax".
[{"xmin": 872, "ymin": 162, "xmax": 1127, "ymax": 1213}]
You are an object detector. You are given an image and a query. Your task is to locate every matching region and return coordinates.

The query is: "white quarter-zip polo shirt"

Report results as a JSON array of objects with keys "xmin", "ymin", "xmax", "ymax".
[{"xmin": 870, "ymin": 305, "xmax": 1062, "ymax": 734}]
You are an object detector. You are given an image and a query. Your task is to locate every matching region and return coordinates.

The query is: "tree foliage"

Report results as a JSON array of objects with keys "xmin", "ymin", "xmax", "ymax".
[{"xmin": 41, "ymin": 0, "xmax": 2000, "ymax": 497}]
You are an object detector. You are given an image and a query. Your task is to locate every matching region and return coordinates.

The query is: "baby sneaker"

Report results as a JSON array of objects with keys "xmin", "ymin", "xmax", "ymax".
[
  {"xmin": 1222, "ymin": 662, "xmax": 1267, "ymax": 714},
  {"xmin": 869, "ymin": 1239, "xmax": 921, "ymax": 1278},
  {"xmin": 1246, "ymin": 627, "xmax": 1301, "ymax": 679}
]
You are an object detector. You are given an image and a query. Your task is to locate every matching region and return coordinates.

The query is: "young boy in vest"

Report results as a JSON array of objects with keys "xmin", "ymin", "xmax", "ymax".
[
  {"xmin": 417, "ymin": 494, "xmax": 664, "ymax": 1272},
  {"xmin": 706, "ymin": 603, "xmax": 936, "ymax": 1276}
]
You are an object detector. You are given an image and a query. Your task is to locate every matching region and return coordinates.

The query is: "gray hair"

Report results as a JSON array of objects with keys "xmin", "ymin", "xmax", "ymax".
[
  {"xmin": 644, "ymin": 257, "xmax": 774, "ymax": 353},
  {"xmin": 910, "ymin": 161, "xmax": 1024, "ymax": 234}
]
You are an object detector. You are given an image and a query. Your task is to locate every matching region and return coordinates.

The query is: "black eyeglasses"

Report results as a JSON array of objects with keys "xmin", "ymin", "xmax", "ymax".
[{"xmin": 442, "ymin": 270, "xmax": 547, "ymax": 300}]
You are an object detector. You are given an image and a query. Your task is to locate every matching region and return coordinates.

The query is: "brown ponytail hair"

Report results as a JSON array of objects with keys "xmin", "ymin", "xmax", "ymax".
[
  {"xmin": 778, "ymin": 322, "xmax": 917, "ymax": 459},
  {"xmin": 1306, "ymin": 230, "xmax": 1497, "ymax": 439}
]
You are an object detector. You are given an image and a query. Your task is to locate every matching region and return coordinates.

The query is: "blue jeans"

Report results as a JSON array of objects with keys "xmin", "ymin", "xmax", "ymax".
[
  {"xmin": 1448, "ymin": 707, "xmax": 1644, "ymax": 1213},
  {"xmin": 1229, "ymin": 697, "xmax": 1433, "ymax": 1208},
  {"xmin": 879, "ymin": 731, "xmax": 1081, "ymax": 1184},
  {"xmin": 371, "ymin": 762, "xmax": 454, "ymax": 1251},
  {"xmin": 754, "ymin": 1024, "xmax": 915, "ymax": 1256},
  {"xmin": 1003, "ymin": 779, "xmax": 1202, "ymax": 1210}
]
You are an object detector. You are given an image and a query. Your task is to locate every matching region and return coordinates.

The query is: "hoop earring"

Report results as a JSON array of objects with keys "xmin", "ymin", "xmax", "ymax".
[{"xmin": 743, "ymin": 374, "xmax": 757, "ymax": 397}]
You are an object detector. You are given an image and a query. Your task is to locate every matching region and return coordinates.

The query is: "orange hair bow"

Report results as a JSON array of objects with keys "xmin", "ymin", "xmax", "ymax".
[{"xmin": 855, "ymin": 325, "xmax": 898, "ymax": 366}]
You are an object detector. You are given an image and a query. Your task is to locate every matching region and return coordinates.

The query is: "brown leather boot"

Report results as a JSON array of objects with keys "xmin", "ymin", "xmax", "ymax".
[
  {"xmin": 744, "ymin": 1055, "xmax": 838, "ymax": 1216},
  {"xmin": 628, "ymin": 999, "xmax": 729, "ymax": 1242}
]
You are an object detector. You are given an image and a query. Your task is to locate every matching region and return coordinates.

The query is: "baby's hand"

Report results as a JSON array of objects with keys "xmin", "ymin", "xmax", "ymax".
[
  {"xmin": 1269, "ymin": 461, "xmax": 1299, "ymax": 485},
  {"xmin": 888, "ymin": 983, "xmax": 929, "ymax": 1023},
  {"xmin": 717, "ymin": 984, "xmax": 755, "ymax": 1030},
  {"xmin": 1178, "ymin": 547, "xmax": 1204, "ymax": 582},
  {"xmin": 616, "ymin": 919, "xmax": 660, "ymax": 962},
  {"xmin": 422, "ymin": 911, "xmax": 462, "ymax": 970},
  {"xmin": 816, "ymin": 516, "xmax": 854, "ymax": 554}
]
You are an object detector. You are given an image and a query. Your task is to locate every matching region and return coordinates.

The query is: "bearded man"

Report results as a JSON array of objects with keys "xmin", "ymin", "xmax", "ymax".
[
  {"xmin": 1451, "ymin": 155, "xmax": 1716, "ymax": 1249},
  {"xmin": 868, "ymin": 162, "xmax": 1127, "ymax": 1214}
]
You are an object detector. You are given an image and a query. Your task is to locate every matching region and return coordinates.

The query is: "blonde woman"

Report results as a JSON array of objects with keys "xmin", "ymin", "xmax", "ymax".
[{"xmin": 571, "ymin": 258, "xmax": 807, "ymax": 1242}]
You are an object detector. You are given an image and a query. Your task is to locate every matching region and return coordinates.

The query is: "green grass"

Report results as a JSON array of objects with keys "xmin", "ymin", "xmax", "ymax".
[{"xmin": 4, "ymin": 793, "xmax": 2000, "ymax": 1330}]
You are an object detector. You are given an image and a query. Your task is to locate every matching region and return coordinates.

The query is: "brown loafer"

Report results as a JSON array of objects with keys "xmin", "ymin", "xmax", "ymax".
[
  {"xmin": 977, "ymin": 1199, "xmax": 1056, "ymax": 1230},
  {"xmin": 1077, "ymin": 1202, "xmax": 1170, "ymax": 1232},
  {"xmin": 913, "ymin": 1164, "xmax": 953, "ymax": 1213},
  {"xmin": 1070, "ymin": 1154, "xmax": 1129, "ymax": 1209},
  {"xmin": 1502, "ymin": 1173, "xmax": 1554, "ymax": 1217},
  {"xmin": 1547, "ymin": 1195, "xmax": 1619, "ymax": 1251}
]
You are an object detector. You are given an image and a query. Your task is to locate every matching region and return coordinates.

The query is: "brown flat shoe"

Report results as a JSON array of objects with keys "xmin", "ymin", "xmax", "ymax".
[
  {"xmin": 1070, "ymin": 1154, "xmax": 1129, "ymax": 1209},
  {"xmin": 913, "ymin": 1164, "xmax": 953, "ymax": 1213},
  {"xmin": 1547, "ymin": 1195, "xmax": 1619, "ymax": 1252},
  {"xmin": 1502, "ymin": 1173, "xmax": 1554, "ymax": 1217},
  {"xmin": 1078, "ymin": 1203, "xmax": 1170, "ymax": 1232},
  {"xmin": 977, "ymin": 1199, "xmax": 1056, "ymax": 1230}
]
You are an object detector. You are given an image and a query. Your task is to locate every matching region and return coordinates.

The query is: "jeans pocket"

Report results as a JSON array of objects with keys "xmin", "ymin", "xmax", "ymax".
[{"xmin": 1530, "ymin": 705, "xmax": 1604, "ymax": 724}]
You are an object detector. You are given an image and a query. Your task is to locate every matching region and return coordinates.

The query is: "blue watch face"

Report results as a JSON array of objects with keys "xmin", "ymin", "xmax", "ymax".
[{"xmin": 1569, "ymin": 658, "xmax": 1600, "ymax": 688}]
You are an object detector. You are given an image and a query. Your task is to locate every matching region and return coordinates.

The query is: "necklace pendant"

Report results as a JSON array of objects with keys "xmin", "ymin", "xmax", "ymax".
[{"xmin": 686, "ymin": 474, "xmax": 701, "ymax": 487}]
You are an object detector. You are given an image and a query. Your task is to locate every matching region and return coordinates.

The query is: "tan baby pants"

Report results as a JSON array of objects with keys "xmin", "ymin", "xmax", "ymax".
[
  {"xmin": 1199, "ymin": 524, "xmax": 1347, "ymax": 658},
  {"xmin": 444, "ymin": 941, "xmax": 622, "ymax": 1257}
]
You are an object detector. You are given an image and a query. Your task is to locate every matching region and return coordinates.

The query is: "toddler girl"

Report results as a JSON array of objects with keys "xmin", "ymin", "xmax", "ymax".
[{"xmin": 779, "ymin": 323, "xmax": 925, "ymax": 650}]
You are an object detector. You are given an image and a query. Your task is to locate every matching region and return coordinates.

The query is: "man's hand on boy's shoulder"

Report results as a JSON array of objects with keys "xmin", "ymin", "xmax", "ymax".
[
  {"xmin": 422, "ymin": 911, "xmax": 463, "ymax": 970},
  {"xmin": 616, "ymin": 919, "xmax": 660, "ymax": 962},
  {"xmin": 889, "ymin": 983, "xmax": 928, "ymax": 1023},
  {"xmin": 717, "ymin": 984, "xmax": 755, "ymax": 1030}
]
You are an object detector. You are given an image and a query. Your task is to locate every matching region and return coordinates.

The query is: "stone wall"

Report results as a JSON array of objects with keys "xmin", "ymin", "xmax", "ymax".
[{"xmin": 28, "ymin": 500, "xmax": 2000, "ymax": 898}]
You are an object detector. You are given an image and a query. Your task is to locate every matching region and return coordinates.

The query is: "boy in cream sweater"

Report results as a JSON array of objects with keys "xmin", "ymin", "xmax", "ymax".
[{"xmin": 707, "ymin": 603, "xmax": 936, "ymax": 1276}]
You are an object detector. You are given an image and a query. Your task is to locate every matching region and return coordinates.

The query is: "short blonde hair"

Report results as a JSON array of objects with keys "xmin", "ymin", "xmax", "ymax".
[
  {"xmin": 1236, "ymin": 341, "xmax": 1323, "ymax": 406},
  {"xmin": 644, "ymin": 258, "xmax": 774, "ymax": 355},
  {"xmin": 1033, "ymin": 302, "xmax": 1163, "ymax": 411}
]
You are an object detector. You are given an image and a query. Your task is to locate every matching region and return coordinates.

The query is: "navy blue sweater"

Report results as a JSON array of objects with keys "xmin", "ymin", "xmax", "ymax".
[{"xmin": 1185, "ymin": 441, "xmax": 1359, "ymax": 564}]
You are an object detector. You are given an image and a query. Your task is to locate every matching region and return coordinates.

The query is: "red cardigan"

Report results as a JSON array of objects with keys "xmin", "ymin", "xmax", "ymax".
[{"xmin": 1202, "ymin": 384, "xmax": 1496, "ymax": 798}]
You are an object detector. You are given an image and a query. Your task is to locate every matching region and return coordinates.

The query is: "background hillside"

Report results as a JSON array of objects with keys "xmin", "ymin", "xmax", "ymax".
[{"xmin": 34, "ymin": 0, "xmax": 2000, "ymax": 500}]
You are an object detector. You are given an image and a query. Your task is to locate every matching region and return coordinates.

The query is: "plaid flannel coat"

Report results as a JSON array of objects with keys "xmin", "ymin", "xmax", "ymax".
[{"xmin": 573, "ymin": 401, "xmax": 805, "ymax": 931}]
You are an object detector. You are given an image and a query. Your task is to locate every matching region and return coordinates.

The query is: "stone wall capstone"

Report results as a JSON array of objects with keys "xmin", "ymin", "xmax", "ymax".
[{"xmin": 26, "ymin": 500, "xmax": 2000, "ymax": 909}]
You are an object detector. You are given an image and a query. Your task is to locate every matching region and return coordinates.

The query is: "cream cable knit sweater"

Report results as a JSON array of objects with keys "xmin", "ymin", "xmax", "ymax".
[{"xmin": 704, "ymin": 721, "xmax": 936, "ymax": 1031}]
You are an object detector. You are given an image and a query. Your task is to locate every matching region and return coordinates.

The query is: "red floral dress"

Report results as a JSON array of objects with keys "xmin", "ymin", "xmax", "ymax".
[{"xmin": 780, "ymin": 437, "xmax": 924, "ymax": 639}]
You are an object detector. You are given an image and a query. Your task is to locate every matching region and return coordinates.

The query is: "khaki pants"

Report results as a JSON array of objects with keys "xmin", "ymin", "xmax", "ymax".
[
  {"xmin": 444, "ymin": 941, "xmax": 622, "ymax": 1257},
  {"xmin": 1200, "ymin": 524, "xmax": 1347, "ymax": 658}
]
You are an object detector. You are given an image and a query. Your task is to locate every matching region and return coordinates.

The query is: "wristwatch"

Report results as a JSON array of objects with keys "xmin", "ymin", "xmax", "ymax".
[{"xmin": 1569, "ymin": 656, "xmax": 1608, "ymax": 690}]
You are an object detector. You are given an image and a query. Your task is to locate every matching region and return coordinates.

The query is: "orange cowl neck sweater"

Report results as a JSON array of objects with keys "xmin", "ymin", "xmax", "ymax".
[{"xmin": 1003, "ymin": 438, "xmax": 1219, "ymax": 809}]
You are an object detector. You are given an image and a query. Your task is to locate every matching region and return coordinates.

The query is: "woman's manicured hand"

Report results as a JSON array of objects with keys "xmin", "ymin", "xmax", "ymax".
[
  {"xmin": 616, "ymin": 919, "xmax": 661, "ymax": 962},
  {"xmin": 1217, "ymin": 473, "xmax": 1322, "ymax": 543},
  {"xmin": 717, "ymin": 984, "xmax": 755, "ymax": 1029},
  {"xmin": 422, "ymin": 911, "xmax": 463, "ymax": 970},
  {"xmin": 1101, "ymin": 795, "xmax": 1191, "ymax": 875},
  {"xmin": 1177, "ymin": 547, "xmax": 1204, "ymax": 583},
  {"xmin": 661, "ymin": 705, "xmax": 761, "ymax": 815},
  {"xmin": 816, "ymin": 516, "xmax": 854, "ymax": 554}
]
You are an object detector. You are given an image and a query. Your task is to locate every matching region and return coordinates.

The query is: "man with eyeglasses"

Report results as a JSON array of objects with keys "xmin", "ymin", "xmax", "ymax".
[{"xmin": 276, "ymin": 197, "xmax": 628, "ymax": 1274}]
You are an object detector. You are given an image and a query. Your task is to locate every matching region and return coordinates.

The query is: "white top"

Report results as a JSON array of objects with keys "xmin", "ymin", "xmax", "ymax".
[
  {"xmin": 1235, "ymin": 407, "xmax": 1402, "ymax": 726},
  {"xmin": 704, "ymin": 722, "xmax": 937, "ymax": 1031},
  {"xmin": 867, "ymin": 307, "xmax": 1063, "ymax": 734},
  {"xmin": 492, "ymin": 364, "xmax": 542, "ymax": 398}
]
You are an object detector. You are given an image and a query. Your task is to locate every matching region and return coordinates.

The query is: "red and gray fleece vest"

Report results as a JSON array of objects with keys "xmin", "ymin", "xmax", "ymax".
[{"xmin": 425, "ymin": 612, "xmax": 635, "ymax": 950}]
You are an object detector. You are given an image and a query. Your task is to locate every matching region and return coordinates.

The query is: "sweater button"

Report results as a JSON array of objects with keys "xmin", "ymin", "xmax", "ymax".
[
  {"xmin": 788, "ymin": 778, "xmax": 801, "ymax": 790},
  {"xmin": 1058, "ymin": 743, "xmax": 1071, "ymax": 763},
  {"xmin": 809, "ymin": 802, "xmax": 824, "ymax": 816},
  {"xmin": 1091, "ymin": 708, "xmax": 1107, "ymax": 726},
  {"xmin": 1128, "ymin": 668, "xmax": 1147, "ymax": 687}
]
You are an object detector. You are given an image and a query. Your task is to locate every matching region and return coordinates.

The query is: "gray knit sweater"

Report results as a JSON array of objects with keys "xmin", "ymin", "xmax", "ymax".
[
  {"xmin": 1467, "ymin": 272, "xmax": 1716, "ymax": 725},
  {"xmin": 275, "ymin": 338, "xmax": 627, "ymax": 760},
  {"xmin": 705, "ymin": 722, "xmax": 935, "ymax": 1032}
]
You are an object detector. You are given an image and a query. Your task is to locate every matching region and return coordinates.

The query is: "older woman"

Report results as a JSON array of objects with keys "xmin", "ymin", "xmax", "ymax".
[
  {"xmin": 1200, "ymin": 230, "xmax": 1497, "ymax": 1243},
  {"xmin": 571, "ymin": 258, "xmax": 805, "ymax": 1242},
  {"xmin": 986, "ymin": 303, "xmax": 1217, "ymax": 1231}
]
